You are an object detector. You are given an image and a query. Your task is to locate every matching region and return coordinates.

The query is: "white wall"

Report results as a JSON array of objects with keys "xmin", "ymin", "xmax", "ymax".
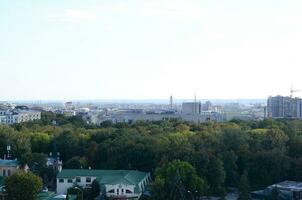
[
  {"xmin": 56, "ymin": 176, "xmax": 97, "ymax": 194},
  {"xmin": 106, "ymin": 184, "xmax": 136, "ymax": 198}
]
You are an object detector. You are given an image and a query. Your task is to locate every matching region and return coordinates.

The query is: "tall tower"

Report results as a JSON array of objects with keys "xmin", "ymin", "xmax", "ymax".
[
  {"xmin": 194, "ymin": 93, "xmax": 197, "ymax": 115},
  {"xmin": 169, "ymin": 95, "xmax": 173, "ymax": 110}
]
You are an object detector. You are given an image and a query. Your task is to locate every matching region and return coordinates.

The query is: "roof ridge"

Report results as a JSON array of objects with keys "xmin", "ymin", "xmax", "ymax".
[{"xmin": 123, "ymin": 171, "xmax": 135, "ymax": 184}]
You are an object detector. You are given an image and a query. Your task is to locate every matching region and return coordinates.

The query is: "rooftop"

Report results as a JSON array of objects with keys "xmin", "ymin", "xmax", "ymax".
[
  {"xmin": 0, "ymin": 159, "xmax": 18, "ymax": 167},
  {"xmin": 58, "ymin": 169, "xmax": 149, "ymax": 193},
  {"xmin": 270, "ymin": 181, "xmax": 302, "ymax": 190}
]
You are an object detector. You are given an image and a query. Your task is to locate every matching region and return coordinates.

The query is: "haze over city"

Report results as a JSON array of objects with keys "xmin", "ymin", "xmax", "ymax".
[{"xmin": 1, "ymin": 0, "xmax": 302, "ymax": 100}]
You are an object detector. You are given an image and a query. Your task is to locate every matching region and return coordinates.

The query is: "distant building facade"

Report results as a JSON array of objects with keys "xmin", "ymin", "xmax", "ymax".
[
  {"xmin": 0, "ymin": 159, "xmax": 20, "ymax": 177},
  {"xmin": 182, "ymin": 102, "xmax": 201, "ymax": 115},
  {"xmin": 0, "ymin": 109, "xmax": 41, "ymax": 125},
  {"xmin": 267, "ymin": 96, "xmax": 302, "ymax": 118}
]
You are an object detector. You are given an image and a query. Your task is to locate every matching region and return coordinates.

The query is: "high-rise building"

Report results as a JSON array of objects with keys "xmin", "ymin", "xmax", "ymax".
[
  {"xmin": 182, "ymin": 102, "xmax": 201, "ymax": 115},
  {"xmin": 267, "ymin": 95, "xmax": 302, "ymax": 118},
  {"xmin": 169, "ymin": 95, "xmax": 173, "ymax": 110}
]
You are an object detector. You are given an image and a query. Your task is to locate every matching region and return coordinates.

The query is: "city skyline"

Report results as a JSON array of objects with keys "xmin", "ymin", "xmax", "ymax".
[{"xmin": 1, "ymin": 0, "xmax": 302, "ymax": 100}]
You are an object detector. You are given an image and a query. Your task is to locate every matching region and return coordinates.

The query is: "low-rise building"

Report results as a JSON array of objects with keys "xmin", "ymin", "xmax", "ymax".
[
  {"xmin": 0, "ymin": 159, "xmax": 23, "ymax": 200},
  {"xmin": 252, "ymin": 181, "xmax": 302, "ymax": 200},
  {"xmin": 56, "ymin": 169, "xmax": 151, "ymax": 200},
  {"xmin": 0, "ymin": 159, "xmax": 20, "ymax": 177}
]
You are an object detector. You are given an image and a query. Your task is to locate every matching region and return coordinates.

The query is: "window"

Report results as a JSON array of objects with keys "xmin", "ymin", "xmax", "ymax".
[
  {"xmin": 7, "ymin": 169, "xmax": 11, "ymax": 176},
  {"xmin": 122, "ymin": 189, "xmax": 124, "ymax": 193},
  {"xmin": 3, "ymin": 169, "xmax": 6, "ymax": 177},
  {"xmin": 126, "ymin": 189, "xmax": 132, "ymax": 194},
  {"xmin": 76, "ymin": 177, "xmax": 81, "ymax": 183},
  {"xmin": 86, "ymin": 177, "xmax": 91, "ymax": 183},
  {"xmin": 108, "ymin": 189, "xmax": 115, "ymax": 193},
  {"xmin": 59, "ymin": 179, "xmax": 64, "ymax": 183},
  {"xmin": 67, "ymin": 179, "xmax": 73, "ymax": 183}
]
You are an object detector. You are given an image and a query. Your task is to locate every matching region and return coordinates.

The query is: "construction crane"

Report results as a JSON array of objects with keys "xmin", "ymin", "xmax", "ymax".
[{"xmin": 290, "ymin": 85, "xmax": 300, "ymax": 98}]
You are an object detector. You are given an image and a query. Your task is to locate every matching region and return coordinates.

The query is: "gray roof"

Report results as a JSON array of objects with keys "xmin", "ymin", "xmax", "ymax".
[
  {"xmin": 0, "ymin": 159, "xmax": 18, "ymax": 167},
  {"xmin": 271, "ymin": 181, "xmax": 302, "ymax": 191}
]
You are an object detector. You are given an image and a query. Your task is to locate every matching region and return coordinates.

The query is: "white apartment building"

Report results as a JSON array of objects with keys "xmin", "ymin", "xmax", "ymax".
[{"xmin": 0, "ymin": 109, "xmax": 41, "ymax": 125}]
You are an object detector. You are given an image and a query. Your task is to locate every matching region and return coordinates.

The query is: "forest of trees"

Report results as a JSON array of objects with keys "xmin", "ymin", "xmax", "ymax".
[{"xmin": 2, "ymin": 111, "xmax": 302, "ymax": 199}]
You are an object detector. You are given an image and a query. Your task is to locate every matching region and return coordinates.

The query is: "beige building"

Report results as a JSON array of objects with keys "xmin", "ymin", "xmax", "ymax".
[{"xmin": 0, "ymin": 159, "xmax": 20, "ymax": 177}]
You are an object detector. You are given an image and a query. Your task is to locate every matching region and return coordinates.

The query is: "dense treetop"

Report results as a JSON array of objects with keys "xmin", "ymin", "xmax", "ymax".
[{"xmin": 1, "ymin": 112, "xmax": 302, "ymax": 196}]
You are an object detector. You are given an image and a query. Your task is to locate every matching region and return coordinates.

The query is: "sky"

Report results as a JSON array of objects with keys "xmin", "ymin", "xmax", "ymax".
[{"xmin": 1, "ymin": 0, "xmax": 302, "ymax": 100}]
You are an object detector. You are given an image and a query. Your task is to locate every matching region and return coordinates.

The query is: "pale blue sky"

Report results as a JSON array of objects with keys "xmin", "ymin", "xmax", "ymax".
[{"xmin": 1, "ymin": 0, "xmax": 302, "ymax": 100}]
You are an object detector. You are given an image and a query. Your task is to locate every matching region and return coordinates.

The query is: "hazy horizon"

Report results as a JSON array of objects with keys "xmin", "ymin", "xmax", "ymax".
[
  {"xmin": 0, "ymin": 98, "xmax": 267, "ymax": 105},
  {"xmin": 1, "ymin": 0, "xmax": 302, "ymax": 100}
]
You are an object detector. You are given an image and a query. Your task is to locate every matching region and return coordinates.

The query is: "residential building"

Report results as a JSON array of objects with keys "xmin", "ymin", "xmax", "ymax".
[
  {"xmin": 56, "ymin": 169, "xmax": 151, "ymax": 200},
  {"xmin": 0, "ymin": 109, "xmax": 41, "ymax": 125},
  {"xmin": 0, "ymin": 159, "xmax": 20, "ymax": 177},
  {"xmin": 182, "ymin": 102, "xmax": 201, "ymax": 115},
  {"xmin": 267, "ymin": 96, "xmax": 302, "ymax": 118}
]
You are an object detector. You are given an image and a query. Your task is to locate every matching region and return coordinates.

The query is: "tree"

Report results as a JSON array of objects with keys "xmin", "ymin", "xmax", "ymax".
[
  {"xmin": 5, "ymin": 172, "xmax": 42, "ymax": 200},
  {"xmin": 206, "ymin": 157, "xmax": 226, "ymax": 195},
  {"xmin": 222, "ymin": 151, "xmax": 239, "ymax": 187},
  {"xmin": 151, "ymin": 160, "xmax": 207, "ymax": 200},
  {"xmin": 65, "ymin": 156, "xmax": 88, "ymax": 169},
  {"xmin": 30, "ymin": 132, "xmax": 50, "ymax": 153},
  {"xmin": 67, "ymin": 186, "xmax": 83, "ymax": 200},
  {"xmin": 238, "ymin": 171, "xmax": 251, "ymax": 200},
  {"xmin": 91, "ymin": 180, "xmax": 100, "ymax": 199}
]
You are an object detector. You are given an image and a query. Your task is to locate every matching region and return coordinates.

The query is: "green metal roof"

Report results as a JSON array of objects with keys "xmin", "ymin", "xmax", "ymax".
[
  {"xmin": 67, "ymin": 194, "xmax": 77, "ymax": 200},
  {"xmin": 57, "ymin": 169, "xmax": 149, "ymax": 193},
  {"xmin": 37, "ymin": 192, "xmax": 57, "ymax": 200}
]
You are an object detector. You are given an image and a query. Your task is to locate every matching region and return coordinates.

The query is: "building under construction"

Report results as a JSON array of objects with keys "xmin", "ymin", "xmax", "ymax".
[{"xmin": 267, "ymin": 95, "xmax": 302, "ymax": 119}]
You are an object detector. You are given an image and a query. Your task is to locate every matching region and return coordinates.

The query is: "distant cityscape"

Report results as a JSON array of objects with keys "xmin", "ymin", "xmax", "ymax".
[
  {"xmin": 0, "ymin": 96, "xmax": 269, "ymax": 125},
  {"xmin": 1, "ymin": 92, "xmax": 301, "ymax": 126}
]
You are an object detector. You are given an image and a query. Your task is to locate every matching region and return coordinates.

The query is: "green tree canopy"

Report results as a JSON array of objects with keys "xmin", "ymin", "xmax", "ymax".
[
  {"xmin": 238, "ymin": 171, "xmax": 251, "ymax": 200},
  {"xmin": 5, "ymin": 172, "xmax": 42, "ymax": 200},
  {"xmin": 152, "ymin": 160, "xmax": 207, "ymax": 200}
]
